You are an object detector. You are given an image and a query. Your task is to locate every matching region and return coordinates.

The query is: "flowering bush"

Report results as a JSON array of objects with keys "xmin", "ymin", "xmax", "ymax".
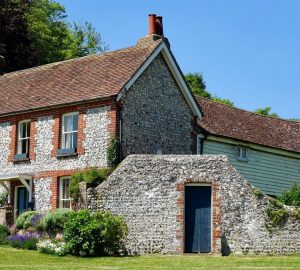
[
  {"xmin": 36, "ymin": 239, "xmax": 67, "ymax": 256},
  {"xmin": 29, "ymin": 213, "xmax": 45, "ymax": 230},
  {"xmin": 8, "ymin": 232, "xmax": 43, "ymax": 250}
]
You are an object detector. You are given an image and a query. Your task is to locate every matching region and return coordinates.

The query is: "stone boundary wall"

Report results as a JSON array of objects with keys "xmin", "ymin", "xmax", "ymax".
[{"xmin": 88, "ymin": 155, "xmax": 300, "ymax": 255}]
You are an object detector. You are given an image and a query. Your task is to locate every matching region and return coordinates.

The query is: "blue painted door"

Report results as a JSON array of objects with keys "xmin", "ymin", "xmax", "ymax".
[
  {"xmin": 185, "ymin": 186, "xmax": 211, "ymax": 253},
  {"xmin": 17, "ymin": 187, "xmax": 29, "ymax": 215}
]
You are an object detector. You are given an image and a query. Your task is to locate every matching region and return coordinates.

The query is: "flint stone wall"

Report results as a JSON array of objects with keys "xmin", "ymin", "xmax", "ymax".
[
  {"xmin": 88, "ymin": 155, "xmax": 300, "ymax": 255},
  {"xmin": 121, "ymin": 54, "xmax": 194, "ymax": 156},
  {"xmin": 0, "ymin": 106, "xmax": 110, "ymax": 211}
]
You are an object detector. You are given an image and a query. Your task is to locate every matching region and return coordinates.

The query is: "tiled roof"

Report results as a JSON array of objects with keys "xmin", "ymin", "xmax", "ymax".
[
  {"xmin": 0, "ymin": 40, "xmax": 162, "ymax": 116},
  {"xmin": 197, "ymin": 97, "xmax": 300, "ymax": 153}
]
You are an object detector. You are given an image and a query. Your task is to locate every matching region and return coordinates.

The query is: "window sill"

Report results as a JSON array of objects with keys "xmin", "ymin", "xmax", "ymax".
[
  {"xmin": 14, "ymin": 154, "xmax": 30, "ymax": 162},
  {"xmin": 57, "ymin": 148, "xmax": 78, "ymax": 158}
]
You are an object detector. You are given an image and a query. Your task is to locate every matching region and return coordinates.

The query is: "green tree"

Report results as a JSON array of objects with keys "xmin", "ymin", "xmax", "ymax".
[
  {"xmin": 255, "ymin": 107, "xmax": 279, "ymax": 118},
  {"xmin": 0, "ymin": 0, "xmax": 32, "ymax": 72},
  {"xmin": 185, "ymin": 72, "xmax": 234, "ymax": 107},
  {"xmin": 0, "ymin": 0, "xmax": 107, "ymax": 73},
  {"xmin": 185, "ymin": 72, "xmax": 211, "ymax": 98}
]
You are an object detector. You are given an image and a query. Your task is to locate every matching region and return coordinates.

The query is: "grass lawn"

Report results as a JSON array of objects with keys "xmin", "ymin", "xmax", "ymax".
[{"xmin": 0, "ymin": 246, "xmax": 300, "ymax": 270}]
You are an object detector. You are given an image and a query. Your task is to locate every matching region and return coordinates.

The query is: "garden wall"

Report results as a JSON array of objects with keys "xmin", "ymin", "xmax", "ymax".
[{"xmin": 87, "ymin": 155, "xmax": 300, "ymax": 255}]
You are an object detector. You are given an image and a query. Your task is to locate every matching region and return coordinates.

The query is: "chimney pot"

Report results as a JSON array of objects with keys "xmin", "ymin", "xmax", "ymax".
[
  {"xmin": 148, "ymin": 14, "xmax": 157, "ymax": 35},
  {"xmin": 155, "ymin": 16, "xmax": 163, "ymax": 36}
]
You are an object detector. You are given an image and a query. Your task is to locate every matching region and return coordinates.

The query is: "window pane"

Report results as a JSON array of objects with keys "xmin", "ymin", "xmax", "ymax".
[
  {"xmin": 72, "ymin": 132, "xmax": 78, "ymax": 149},
  {"xmin": 64, "ymin": 115, "xmax": 73, "ymax": 132},
  {"xmin": 26, "ymin": 122, "xmax": 31, "ymax": 137},
  {"xmin": 64, "ymin": 133, "xmax": 72, "ymax": 149},
  {"xmin": 73, "ymin": 114, "xmax": 78, "ymax": 131},
  {"xmin": 242, "ymin": 148, "xmax": 247, "ymax": 158},
  {"xmin": 21, "ymin": 122, "xmax": 26, "ymax": 139},
  {"xmin": 21, "ymin": 140, "xmax": 26, "ymax": 154},
  {"xmin": 62, "ymin": 178, "xmax": 70, "ymax": 199},
  {"xmin": 62, "ymin": 200, "xmax": 70, "ymax": 209}
]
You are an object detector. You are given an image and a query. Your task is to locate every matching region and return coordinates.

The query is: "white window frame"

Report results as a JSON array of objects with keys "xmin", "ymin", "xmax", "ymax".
[
  {"xmin": 236, "ymin": 146, "xmax": 249, "ymax": 161},
  {"xmin": 196, "ymin": 134, "xmax": 205, "ymax": 155},
  {"xmin": 59, "ymin": 176, "xmax": 72, "ymax": 209},
  {"xmin": 18, "ymin": 120, "xmax": 31, "ymax": 155},
  {"xmin": 61, "ymin": 112, "xmax": 78, "ymax": 149}
]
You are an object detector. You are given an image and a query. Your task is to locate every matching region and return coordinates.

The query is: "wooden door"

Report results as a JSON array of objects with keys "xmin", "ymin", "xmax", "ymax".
[{"xmin": 185, "ymin": 186, "xmax": 211, "ymax": 253}]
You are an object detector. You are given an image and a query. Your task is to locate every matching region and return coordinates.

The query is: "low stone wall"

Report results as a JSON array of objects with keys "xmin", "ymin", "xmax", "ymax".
[{"xmin": 87, "ymin": 155, "xmax": 300, "ymax": 255}]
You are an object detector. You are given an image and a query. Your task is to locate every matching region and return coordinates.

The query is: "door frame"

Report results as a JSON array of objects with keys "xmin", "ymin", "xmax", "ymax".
[{"xmin": 184, "ymin": 183, "xmax": 213, "ymax": 253}]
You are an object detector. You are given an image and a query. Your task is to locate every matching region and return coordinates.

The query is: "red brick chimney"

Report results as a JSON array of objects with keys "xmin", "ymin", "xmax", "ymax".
[
  {"xmin": 137, "ymin": 14, "xmax": 168, "ymax": 46},
  {"xmin": 148, "ymin": 14, "xmax": 164, "ymax": 36}
]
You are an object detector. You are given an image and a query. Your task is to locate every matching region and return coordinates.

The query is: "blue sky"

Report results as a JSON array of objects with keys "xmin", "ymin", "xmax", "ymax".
[{"xmin": 58, "ymin": 0, "xmax": 300, "ymax": 119}]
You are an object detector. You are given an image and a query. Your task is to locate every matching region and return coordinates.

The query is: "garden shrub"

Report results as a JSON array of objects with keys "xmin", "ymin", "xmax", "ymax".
[
  {"xmin": 8, "ymin": 232, "xmax": 42, "ymax": 250},
  {"xmin": 41, "ymin": 208, "xmax": 71, "ymax": 234},
  {"xmin": 15, "ymin": 211, "xmax": 37, "ymax": 230},
  {"xmin": 0, "ymin": 192, "xmax": 8, "ymax": 207},
  {"xmin": 70, "ymin": 168, "xmax": 112, "ymax": 201},
  {"xmin": 64, "ymin": 210, "xmax": 128, "ymax": 257},
  {"xmin": 279, "ymin": 183, "xmax": 300, "ymax": 207},
  {"xmin": 0, "ymin": 224, "xmax": 9, "ymax": 245},
  {"xmin": 37, "ymin": 239, "xmax": 67, "ymax": 256}
]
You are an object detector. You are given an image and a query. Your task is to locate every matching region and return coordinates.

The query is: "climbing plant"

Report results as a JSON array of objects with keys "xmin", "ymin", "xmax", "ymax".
[{"xmin": 106, "ymin": 136, "xmax": 120, "ymax": 168}]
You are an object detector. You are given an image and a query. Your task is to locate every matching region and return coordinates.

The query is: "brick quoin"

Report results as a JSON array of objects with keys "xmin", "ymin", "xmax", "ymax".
[{"xmin": 176, "ymin": 180, "xmax": 222, "ymax": 254}]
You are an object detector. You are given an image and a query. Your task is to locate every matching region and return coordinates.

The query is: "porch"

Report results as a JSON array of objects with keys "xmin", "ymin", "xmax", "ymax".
[{"xmin": 0, "ymin": 174, "xmax": 33, "ymax": 224}]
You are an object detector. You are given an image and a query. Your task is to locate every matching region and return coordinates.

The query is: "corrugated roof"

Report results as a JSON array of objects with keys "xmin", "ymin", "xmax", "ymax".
[{"xmin": 197, "ymin": 97, "xmax": 300, "ymax": 153}]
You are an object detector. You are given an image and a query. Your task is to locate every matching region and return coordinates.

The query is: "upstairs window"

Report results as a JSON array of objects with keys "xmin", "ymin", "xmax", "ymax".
[
  {"xmin": 18, "ymin": 120, "xmax": 31, "ymax": 155},
  {"xmin": 61, "ymin": 112, "xmax": 78, "ymax": 150},
  {"xmin": 59, "ymin": 176, "xmax": 72, "ymax": 209},
  {"xmin": 236, "ymin": 146, "xmax": 248, "ymax": 161}
]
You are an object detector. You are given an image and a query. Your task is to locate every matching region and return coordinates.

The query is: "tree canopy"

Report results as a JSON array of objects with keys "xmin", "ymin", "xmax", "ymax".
[
  {"xmin": 0, "ymin": 0, "xmax": 107, "ymax": 73},
  {"xmin": 185, "ymin": 72, "xmax": 234, "ymax": 107}
]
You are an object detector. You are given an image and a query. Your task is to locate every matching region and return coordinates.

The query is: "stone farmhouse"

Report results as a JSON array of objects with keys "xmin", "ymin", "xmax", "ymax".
[
  {"xmin": 0, "ymin": 14, "xmax": 299, "ymax": 254},
  {"xmin": 0, "ymin": 14, "xmax": 201, "ymax": 218}
]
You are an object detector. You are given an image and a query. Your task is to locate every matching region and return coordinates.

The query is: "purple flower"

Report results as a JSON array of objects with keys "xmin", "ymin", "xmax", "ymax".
[
  {"xmin": 8, "ymin": 231, "xmax": 44, "ymax": 250},
  {"xmin": 30, "ymin": 213, "xmax": 44, "ymax": 228}
]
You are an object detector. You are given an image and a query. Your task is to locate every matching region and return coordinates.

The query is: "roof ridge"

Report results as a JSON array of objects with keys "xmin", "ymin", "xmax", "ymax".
[
  {"xmin": 1, "ymin": 42, "xmax": 162, "ymax": 79},
  {"xmin": 197, "ymin": 96, "xmax": 300, "ymax": 124}
]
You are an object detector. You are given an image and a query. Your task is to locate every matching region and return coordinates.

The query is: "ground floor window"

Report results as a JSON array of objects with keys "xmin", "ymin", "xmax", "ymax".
[{"xmin": 59, "ymin": 177, "xmax": 72, "ymax": 209}]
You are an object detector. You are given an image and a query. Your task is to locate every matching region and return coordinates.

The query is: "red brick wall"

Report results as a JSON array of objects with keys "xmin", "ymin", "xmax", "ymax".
[{"xmin": 176, "ymin": 180, "xmax": 222, "ymax": 254}]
